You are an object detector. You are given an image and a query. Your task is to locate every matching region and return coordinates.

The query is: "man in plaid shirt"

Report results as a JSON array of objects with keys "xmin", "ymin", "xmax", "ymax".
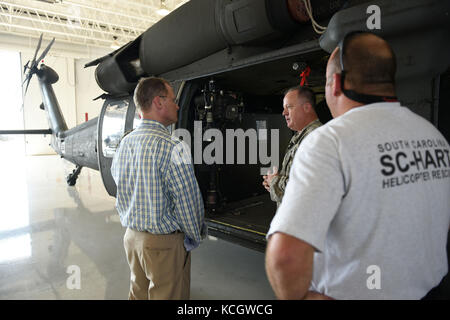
[{"xmin": 111, "ymin": 77, "xmax": 205, "ymax": 300}]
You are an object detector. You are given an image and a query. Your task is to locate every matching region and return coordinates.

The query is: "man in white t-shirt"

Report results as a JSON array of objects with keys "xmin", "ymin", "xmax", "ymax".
[{"xmin": 265, "ymin": 31, "xmax": 450, "ymax": 300}]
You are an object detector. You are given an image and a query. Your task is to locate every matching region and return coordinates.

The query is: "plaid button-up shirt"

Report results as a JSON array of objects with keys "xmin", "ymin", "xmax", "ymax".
[{"xmin": 111, "ymin": 119, "xmax": 205, "ymax": 246}]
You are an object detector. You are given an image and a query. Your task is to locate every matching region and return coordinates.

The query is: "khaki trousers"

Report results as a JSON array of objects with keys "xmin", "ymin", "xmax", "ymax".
[{"xmin": 123, "ymin": 227, "xmax": 191, "ymax": 300}]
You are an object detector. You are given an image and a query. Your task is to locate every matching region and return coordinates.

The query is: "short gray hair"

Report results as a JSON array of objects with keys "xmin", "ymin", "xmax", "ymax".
[{"xmin": 284, "ymin": 85, "xmax": 316, "ymax": 109}]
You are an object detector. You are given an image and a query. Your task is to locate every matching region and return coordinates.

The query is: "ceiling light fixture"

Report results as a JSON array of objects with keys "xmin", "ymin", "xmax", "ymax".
[
  {"xmin": 110, "ymin": 36, "xmax": 120, "ymax": 49},
  {"xmin": 156, "ymin": 0, "xmax": 170, "ymax": 16}
]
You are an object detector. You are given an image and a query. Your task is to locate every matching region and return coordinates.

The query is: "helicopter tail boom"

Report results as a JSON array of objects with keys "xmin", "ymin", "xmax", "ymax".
[{"xmin": 37, "ymin": 65, "xmax": 68, "ymax": 137}]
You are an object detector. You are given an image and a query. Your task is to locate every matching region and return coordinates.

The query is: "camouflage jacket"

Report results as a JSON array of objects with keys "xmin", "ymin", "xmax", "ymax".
[{"xmin": 270, "ymin": 119, "xmax": 322, "ymax": 206}]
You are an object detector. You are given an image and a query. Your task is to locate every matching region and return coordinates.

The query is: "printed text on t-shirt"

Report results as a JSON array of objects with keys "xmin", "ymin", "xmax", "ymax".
[{"xmin": 377, "ymin": 138, "xmax": 450, "ymax": 188}]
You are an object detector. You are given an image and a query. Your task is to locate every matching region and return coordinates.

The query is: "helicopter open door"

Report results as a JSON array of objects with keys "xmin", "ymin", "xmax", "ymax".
[{"xmin": 97, "ymin": 96, "xmax": 139, "ymax": 197}]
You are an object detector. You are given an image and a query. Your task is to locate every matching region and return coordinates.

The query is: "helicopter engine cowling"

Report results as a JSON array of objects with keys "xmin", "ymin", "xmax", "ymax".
[{"xmin": 139, "ymin": 0, "xmax": 302, "ymax": 76}]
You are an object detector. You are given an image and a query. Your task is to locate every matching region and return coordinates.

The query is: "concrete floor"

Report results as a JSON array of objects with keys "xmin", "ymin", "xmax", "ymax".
[{"xmin": 0, "ymin": 139, "xmax": 275, "ymax": 300}]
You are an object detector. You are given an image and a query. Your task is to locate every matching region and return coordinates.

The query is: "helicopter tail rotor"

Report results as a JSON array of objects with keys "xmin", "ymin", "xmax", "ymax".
[{"xmin": 22, "ymin": 34, "xmax": 55, "ymax": 98}]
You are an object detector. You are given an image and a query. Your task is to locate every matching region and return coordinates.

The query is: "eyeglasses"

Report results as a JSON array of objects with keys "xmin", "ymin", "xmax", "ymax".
[{"xmin": 158, "ymin": 95, "xmax": 177, "ymax": 104}]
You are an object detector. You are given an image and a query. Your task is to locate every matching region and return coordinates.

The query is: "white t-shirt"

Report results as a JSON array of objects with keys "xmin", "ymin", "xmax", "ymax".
[{"xmin": 268, "ymin": 102, "xmax": 450, "ymax": 300}]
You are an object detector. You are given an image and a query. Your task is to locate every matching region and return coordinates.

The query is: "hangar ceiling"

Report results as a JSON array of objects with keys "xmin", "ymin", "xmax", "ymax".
[{"xmin": 0, "ymin": 0, "xmax": 189, "ymax": 49}]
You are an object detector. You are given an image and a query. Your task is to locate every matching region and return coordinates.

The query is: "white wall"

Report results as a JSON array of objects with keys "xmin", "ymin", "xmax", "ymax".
[
  {"xmin": 0, "ymin": 50, "xmax": 23, "ymax": 130},
  {"xmin": 74, "ymin": 58, "xmax": 106, "ymax": 124}
]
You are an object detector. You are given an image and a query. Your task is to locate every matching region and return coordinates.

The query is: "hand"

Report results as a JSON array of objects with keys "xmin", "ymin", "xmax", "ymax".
[
  {"xmin": 184, "ymin": 236, "xmax": 199, "ymax": 252},
  {"xmin": 262, "ymin": 176, "xmax": 270, "ymax": 191},
  {"xmin": 262, "ymin": 166, "xmax": 278, "ymax": 192},
  {"xmin": 304, "ymin": 291, "xmax": 334, "ymax": 300}
]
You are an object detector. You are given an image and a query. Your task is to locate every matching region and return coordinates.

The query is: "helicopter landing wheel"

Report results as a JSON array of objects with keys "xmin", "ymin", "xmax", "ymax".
[{"xmin": 66, "ymin": 166, "xmax": 82, "ymax": 186}]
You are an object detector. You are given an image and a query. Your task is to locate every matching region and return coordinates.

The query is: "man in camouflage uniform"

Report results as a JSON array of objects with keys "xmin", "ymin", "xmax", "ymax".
[{"xmin": 263, "ymin": 86, "xmax": 322, "ymax": 206}]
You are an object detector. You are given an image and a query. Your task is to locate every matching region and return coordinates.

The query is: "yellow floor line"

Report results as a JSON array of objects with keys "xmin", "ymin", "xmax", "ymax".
[{"xmin": 208, "ymin": 219, "xmax": 267, "ymax": 236}]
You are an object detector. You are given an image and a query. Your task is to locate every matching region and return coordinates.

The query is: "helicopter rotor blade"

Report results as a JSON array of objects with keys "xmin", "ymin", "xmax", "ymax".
[
  {"xmin": 30, "ymin": 33, "xmax": 43, "ymax": 68},
  {"xmin": 23, "ymin": 75, "xmax": 32, "ymax": 98},
  {"xmin": 21, "ymin": 34, "xmax": 44, "ymax": 111},
  {"xmin": 20, "ymin": 75, "xmax": 32, "ymax": 112},
  {"xmin": 23, "ymin": 60, "xmax": 30, "ymax": 74},
  {"xmin": 22, "ymin": 74, "xmax": 29, "ymax": 86},
  {"xmin": 36, "ymin": 37, "xmax": 55, "ymax": 65},
  {"xmin": 20, "ymin": 34, "xmax": 55, "ymax": 112}
]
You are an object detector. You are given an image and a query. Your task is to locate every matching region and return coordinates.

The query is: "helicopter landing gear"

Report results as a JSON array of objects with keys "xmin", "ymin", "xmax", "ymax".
[{"xmin": 66, "ymin": 166, "xmax": 82, "ymax": 186}]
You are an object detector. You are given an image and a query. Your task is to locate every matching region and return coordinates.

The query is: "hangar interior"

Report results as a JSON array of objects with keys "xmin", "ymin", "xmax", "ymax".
[
  {"xmin": 1, "ymin": 0, "xmax": 449, "ymax": 300},
  {"xmin": 0, "ymin": 0, "xmax": 275, "ymax": 299}
]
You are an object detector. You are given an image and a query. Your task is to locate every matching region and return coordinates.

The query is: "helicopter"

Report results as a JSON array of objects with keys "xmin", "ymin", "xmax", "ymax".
[{"xmin": 1, "ymin": 0, "xmax": 450, "ymax": 256}]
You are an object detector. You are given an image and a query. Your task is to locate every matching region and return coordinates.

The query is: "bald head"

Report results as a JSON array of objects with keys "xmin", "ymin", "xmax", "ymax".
[{"xmin": 328, "ymin": 32, "xmax": 396, "ymax": 95}]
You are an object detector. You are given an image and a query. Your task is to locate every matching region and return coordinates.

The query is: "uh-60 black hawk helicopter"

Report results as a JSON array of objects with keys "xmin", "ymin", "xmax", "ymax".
[{"xmin": 2, "ymin": 0, "xmax": 449, "ymax": 256}]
